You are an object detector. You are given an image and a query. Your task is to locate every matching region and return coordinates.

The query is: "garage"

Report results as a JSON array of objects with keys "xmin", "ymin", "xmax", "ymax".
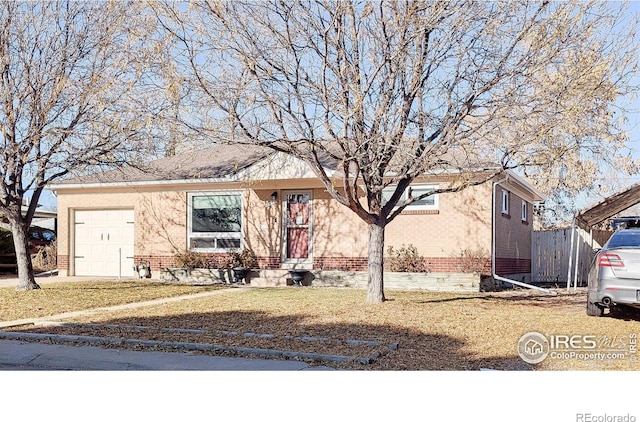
[{"xmin": 74, "ymin": 209, "xmax": 135, "ymax": 277}]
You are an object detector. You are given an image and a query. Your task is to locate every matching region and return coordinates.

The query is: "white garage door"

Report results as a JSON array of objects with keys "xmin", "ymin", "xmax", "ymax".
[{"xmin": 74, "ymin": 209, "xmax": 135, "ymax": 277}]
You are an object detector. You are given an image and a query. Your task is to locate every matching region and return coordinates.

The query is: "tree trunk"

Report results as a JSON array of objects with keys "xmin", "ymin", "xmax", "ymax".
[
  {"xmin": 366, "ymin": 222, "xmax": 385, "ymax": 303},
  {"xmin": 6, "ymin": 211, "xmax": 40, "ymax": 291}
]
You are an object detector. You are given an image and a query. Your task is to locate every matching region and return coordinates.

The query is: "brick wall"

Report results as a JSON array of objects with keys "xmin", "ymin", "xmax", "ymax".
[
  {"xmin": 134, "ymin": 254, "xmax": 283, "ymax": 271},
  {"xmin": 134, "ymin": 254, "xmax": 499, "ymax": 274},
  {"xmin": 313, "ymin": 256, "xmax": 368, "ymax": 271},
  {"xmin": 58, "ymin": 255, "xmax": 69, "ymax": 271},
  {"xmin": 494, "ymin": 188, "xmax": 532, "ymax": 262},
  {"xmin": 423, "ymin": 257, "xmax": 492, "ymax": 274},
  {"xmin": 494, "ymin": 257, "xmax": 531, "ymax": 275},
  {"xmin": 385, "ymin": 183, "xmax": 493, "ymax": 258},
  {"xmin": 55, "ymin": 178, "xmax": 534, "ymax": 278},
  {"xmin": 65, "ymin": 250, "xmax": 519, "ymax": 277}
]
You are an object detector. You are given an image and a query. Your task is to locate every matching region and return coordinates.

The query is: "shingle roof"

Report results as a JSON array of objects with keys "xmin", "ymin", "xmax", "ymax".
[
  {"xmin": 50, "ymin": 141, "xmax": 529, "ymax": 198},
  {"xmin": 53, "ymin": 144, "xmax": 273, "ymax": 185}
]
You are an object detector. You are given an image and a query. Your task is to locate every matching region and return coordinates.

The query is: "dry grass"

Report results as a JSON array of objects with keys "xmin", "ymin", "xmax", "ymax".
[
  {"xmin": 2, "ymin": 281, "xmax": 639, "ymax": 370},
  {"xmin": 0, "ymin": 280, "xmax": 222, "ymax": 321}
]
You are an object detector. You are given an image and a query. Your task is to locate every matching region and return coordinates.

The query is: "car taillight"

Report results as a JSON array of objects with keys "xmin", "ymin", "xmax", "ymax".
[{"xmin": 598, "ymin": 253, "xmax": 625, "ymax": 268}]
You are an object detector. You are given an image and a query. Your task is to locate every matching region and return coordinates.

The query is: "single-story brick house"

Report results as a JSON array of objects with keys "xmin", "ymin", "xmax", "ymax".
[{"xmin": 47, "ymin": 145, "xmax": 544, "ymax": 286}]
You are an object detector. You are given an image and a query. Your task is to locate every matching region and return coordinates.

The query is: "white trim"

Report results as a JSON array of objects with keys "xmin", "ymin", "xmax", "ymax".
[
  {"xmin": 187, "ymin": 191, "xmax": 244, "ymax": 253},
  {"xmin": 521, "ymin": 200, "xmax": 528, "ymax": 222},
  {"xmin": 407, "ymin": 185, "xmax": 439, "ymax": 211},
  {"xmin": 501, "ymin": 189, "xmax": 510, "ymax": 214},
  {"xmin": 383, "ymin": 184, "xmax": 439, "ymax": 211},
  {"xmin": 502, "ymin": 170, "xmax": 545, "ymax": 203}
]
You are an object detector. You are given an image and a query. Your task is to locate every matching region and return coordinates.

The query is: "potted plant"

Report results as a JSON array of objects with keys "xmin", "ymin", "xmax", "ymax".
[{"xmin": 230, "ymin": 249, "xmax": 258, "ymax": 284}]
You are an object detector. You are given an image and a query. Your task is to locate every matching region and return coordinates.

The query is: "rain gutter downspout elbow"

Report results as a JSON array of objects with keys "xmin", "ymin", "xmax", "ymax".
[{"xmin": 492, "ymin": 176, "xmax": 557, "ymax": 296}]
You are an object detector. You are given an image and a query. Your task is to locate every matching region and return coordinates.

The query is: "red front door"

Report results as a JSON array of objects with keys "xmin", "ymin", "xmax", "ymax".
[{"xmin": 284, "ymin": 192, "xmax": 311, "ymax": 261}]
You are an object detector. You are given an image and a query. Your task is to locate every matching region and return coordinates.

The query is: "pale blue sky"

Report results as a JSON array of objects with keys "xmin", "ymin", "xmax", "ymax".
[{"xmin": 36, "ymin": 2, "xmax": 640, "ymax": 215}]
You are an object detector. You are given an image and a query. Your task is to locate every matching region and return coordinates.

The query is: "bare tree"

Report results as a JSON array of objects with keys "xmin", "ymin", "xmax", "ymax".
[
  {"xmin": 156, "ymin": 0, "xmax": 638, "ymax": 302},
  {"xmin": 0, "ymin": 1, "xmax": 161, "ymax": 290}
]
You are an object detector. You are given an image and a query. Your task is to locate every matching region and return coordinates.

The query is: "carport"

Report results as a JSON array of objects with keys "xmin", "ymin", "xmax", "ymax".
[{"xmin": 567, "ymin": 182, "xmax": 640, "ymax": 290}]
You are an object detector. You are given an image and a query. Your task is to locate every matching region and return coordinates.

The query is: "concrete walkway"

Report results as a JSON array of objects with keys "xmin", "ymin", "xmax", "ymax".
[{"xmin": 0, "ymin": 275, "xmax": 336, "ymax": 370}]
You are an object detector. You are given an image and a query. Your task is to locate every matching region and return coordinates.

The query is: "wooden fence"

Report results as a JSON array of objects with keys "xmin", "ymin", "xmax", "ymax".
[{"xmin": 531, "ymin": 227, "xmax": 610, "ymax": 286}]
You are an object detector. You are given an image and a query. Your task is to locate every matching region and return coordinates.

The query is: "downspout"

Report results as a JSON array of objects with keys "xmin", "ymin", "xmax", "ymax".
[{"xmin": 492, "ymin": 177, "xmax": 557, "ymax": 295}]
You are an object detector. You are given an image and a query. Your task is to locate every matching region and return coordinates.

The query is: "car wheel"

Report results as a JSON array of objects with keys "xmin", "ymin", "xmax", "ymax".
[{"xmin": 586, "ymin": 301, "xmax": 604, "ymax": 317}]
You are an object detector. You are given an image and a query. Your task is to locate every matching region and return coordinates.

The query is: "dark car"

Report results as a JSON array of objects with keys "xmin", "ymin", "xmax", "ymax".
[
  {"xmin": 0, "ymin": 226, "xmax": 56, "ymax": 256},
  {"xmin": 28, "ymin": 226, "xmax": 56, "ymax": 249},
  {"xmin": 586, "ymin": 227, "xmax": 640, "ymax": 316}
]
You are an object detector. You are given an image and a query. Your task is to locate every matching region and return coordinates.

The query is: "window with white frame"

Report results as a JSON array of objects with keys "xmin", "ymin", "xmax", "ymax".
[
  {"xmin": 501, "ymin": 190, "xmax": 510, "ymax": 214},
  {"xmin": 188, "ymin": 192, "xmax": 242, "ymax": 251},
  {"xmin": 382, "ymin": 184, "xmax": 439, "ymax": 211},
  {"xmin": 521, "ymin": 201, "xmax": 528, "ymax": 222}
]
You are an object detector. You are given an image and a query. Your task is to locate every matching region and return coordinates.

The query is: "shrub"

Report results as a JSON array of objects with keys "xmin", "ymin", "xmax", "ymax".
[
  {"xmin": 448, "ymin": 246, "xmax": 490, "ymax": 273},
  {"xmin": 32, "ymin": 241, "xmax": 57, "ymax": 272},
  {"xmin": 231, "ymin": 248, "xmax": 258, "ymax": 268},
  {"xmin": 386, "ymin": 244, "xmax": 428, "ymax": 272},
  {"xmin": 173, "ymin": 250, "xmax": 209, "ymax": 269}
]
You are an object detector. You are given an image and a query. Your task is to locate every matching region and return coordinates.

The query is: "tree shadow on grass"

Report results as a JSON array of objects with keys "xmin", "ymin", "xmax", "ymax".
[
  {"xmin": 410, "ymin": 288, "xmax": 640, "ymax": 322},
  {"xmin": 16, "ymin": 309, "xmax": 531, "ymax": 371},
  {"xmin": 411, "ymin": 291, "xmax": 568, "ymax": 307},
  {"xmin": 607, "ymin": 306, "xmax": 640, "ymax": 322}
]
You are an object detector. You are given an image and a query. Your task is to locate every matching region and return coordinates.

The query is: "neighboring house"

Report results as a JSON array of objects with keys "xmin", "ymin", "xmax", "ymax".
[
  {"xmin": 47, "ymin": 145, "xmax": 544, "ymax": 285},
  {"xmin": 0, "ymin": 205, "xmax": 57, "ymax": 230},
  {"xmin": 1, "ymin": 205, "xmax": 57, "ymax": 269}
]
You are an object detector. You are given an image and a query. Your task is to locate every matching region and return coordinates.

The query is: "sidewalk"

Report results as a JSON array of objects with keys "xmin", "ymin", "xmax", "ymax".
[
  {"xmin": 0, "ymin": 275, "xmax": 337, "ymax": 370},
  {"xmin": 0, "ymin": 339, "xmax": 333, "ymax": 370}
]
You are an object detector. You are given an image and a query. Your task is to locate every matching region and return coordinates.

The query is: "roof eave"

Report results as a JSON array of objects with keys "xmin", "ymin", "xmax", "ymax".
[{"xmin": 503, "ymin": 170, "xmax": 545, "ymax": 203}]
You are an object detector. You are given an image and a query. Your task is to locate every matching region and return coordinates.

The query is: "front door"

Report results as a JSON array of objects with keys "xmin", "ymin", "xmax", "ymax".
[{"xmin": 283, "ymin": 191, "xmax": 312, "ymax": 265}]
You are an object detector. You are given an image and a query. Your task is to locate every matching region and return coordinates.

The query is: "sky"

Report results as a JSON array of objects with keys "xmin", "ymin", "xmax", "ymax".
[
  {"xmin": 571, "ymin": 1, "xmax": 640, "ymax": 213},
  {"xmin": 35, "ymin": 1, "xmax": 640, "ymax": 215}
]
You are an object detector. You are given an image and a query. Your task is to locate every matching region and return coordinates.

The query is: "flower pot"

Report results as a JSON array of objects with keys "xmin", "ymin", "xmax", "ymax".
[
  {"xmin": 288, "ymin": 269, "xmax": 307, "ymax": 286},
  {"xmin": 232, "ymin": 267, "xmax": 250, "ymax": 284}
]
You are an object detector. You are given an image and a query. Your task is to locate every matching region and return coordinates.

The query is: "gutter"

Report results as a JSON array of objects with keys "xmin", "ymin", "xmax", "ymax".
[{"xmin": 492, "ymin": 176, "xmax": 557, "ymax": 295}]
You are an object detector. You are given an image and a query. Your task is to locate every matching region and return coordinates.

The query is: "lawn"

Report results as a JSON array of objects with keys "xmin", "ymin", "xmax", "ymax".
[
  {"xmin": 1, "ymin": 281, "xmax": 639, "ymax": 370},
  {"xmin": 0, "ymin": 280, "xmax": 222, "ymax": 321}
]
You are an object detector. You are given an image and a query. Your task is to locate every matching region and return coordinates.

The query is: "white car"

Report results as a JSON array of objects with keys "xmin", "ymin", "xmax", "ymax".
[{"xmin": 586, "ymin": 227, "xmax": 640, "ymax": 317}]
